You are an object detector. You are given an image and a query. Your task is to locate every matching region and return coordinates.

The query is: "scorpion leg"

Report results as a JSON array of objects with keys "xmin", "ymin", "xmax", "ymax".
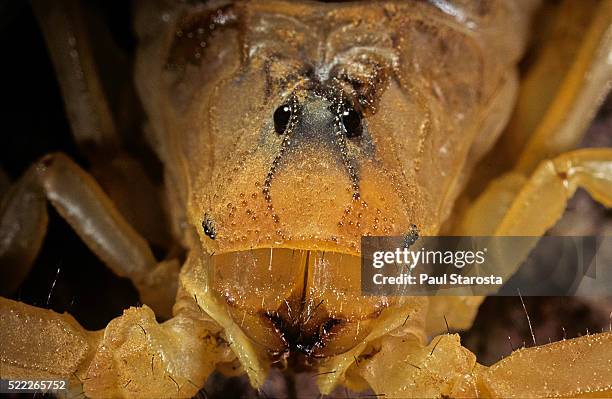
[
  {"xmin": 352, "ymin": 333, "xmax": 478, "ymax": 398},
  {"xmin": 468, "ymin": 0, "xmax": 612, "ymax": 193},
  {"xmin": 458, "ymin": 148, "xmax": 612, "ymax": 237},
  {"xmin": 0, "ymin": 166, "xmax": 48, "ymax": 295},
  {"xmin": 0, "ymin": 152, "xmax": 177, "ymax": 317},
  {"xmin": 452, "ymin": 148, "xmax": 612, "ymax": 298},
  {"xmin": 0, "ymin": 294, "xmax": 232, "ymax": 398},
  {"xmin": 512, "ymin": 0, "xmax": 612, "ymax": 174},
  {"xmin": 31, "ymin": 0, "xmax": 121, "ymax": 156},
  {"xmin": 477, "ymin": 332, "xmax": 612, "ymax": 398},
  {"xmin": 427, "ymin": 149, "xmax": 612, "ymax": 362},
  {"xmin": 31, "ymin": 0, "xmax": 171, "ymax": 249},
  {"xmin": 351, "ymin": 331, "xmax": 612, "ymax": 398}
]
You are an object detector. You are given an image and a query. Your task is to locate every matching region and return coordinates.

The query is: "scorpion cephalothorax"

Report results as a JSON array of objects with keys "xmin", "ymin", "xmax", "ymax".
[{"xmin": 1, "ymin": 1, "xmax": 612, "ymax": 397}]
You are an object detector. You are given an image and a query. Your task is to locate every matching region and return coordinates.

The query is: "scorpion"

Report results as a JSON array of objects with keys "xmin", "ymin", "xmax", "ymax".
[{"xmin": 1, "ymin": 0, "xmax": 612, "ymax": 397}]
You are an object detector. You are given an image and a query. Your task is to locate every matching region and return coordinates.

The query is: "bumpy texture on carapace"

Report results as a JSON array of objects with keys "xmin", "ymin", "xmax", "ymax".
[{"xmin": 134, "ymin": 0, "xmax": 536, "ymax": 361}]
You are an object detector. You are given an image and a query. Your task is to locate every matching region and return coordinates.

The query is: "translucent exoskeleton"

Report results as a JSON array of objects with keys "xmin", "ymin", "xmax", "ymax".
[{"xmin": 1, "ymin": 0, "xmax": 612, "ymax": 397}]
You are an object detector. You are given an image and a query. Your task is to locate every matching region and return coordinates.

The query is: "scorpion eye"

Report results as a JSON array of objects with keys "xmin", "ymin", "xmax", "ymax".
[
  {"xmin": 341, "ymin": 107, "xmax": 362, "ymax": 138},
  {"xmin": 202, "ymin": 214, "xmax": 216, "ymax": 240},
  {"xmin": 273, "ymin": 104, "xmax": 292, "ymax": 134}
]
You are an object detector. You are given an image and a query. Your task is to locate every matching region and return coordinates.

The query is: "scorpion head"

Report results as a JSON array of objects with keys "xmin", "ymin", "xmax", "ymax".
[
  {"xmin": 189, "ymin": 73, "xmax": 423, "ymax": 359},
  {"xmin": 140, "ymin": 0, "xmax": 510, "ymax": 366}
]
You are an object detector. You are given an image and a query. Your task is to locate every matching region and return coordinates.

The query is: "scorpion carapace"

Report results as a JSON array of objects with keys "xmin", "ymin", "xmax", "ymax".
[
  {"xmin": 136, "ymin": 0, "xmax": 532, "ymax": 367},
  {"xmin": 150, "ymin": 0, "xmax": 528, "ymax": 253}
]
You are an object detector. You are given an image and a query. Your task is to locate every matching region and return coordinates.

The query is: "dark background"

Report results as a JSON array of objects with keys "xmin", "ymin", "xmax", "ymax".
[
  {"xmin": 0, "ymin": 0, "xmax": 141, "ymax": 332},
  {"xmin": 1, "ymin": 1, "xmax": 611, "ymax": 398}
]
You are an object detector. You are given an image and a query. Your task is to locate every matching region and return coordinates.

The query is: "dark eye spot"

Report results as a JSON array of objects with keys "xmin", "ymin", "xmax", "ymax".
[
  {"xmin": 202, "ymin": 214, "xmax": 216, "ymax": 239},
  {"xmin": 341, "ymin": 108, "xmax": 362, "ymax": 138},
  {"xmin": 273, "ymin": 104, "xmax": 292, "ymax": 134}
]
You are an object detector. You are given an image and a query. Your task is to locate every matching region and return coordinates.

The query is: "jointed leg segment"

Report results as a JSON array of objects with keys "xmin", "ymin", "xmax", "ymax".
[
  {"xmin": 0, "ymin": 295, "xmax": 231, "ymax": 398},
  {"xmin": 352, "ymin": 331, "xmax": 612, "ymax": 398},
  {"xmin": 0, "ymin": 153, "xmax": 177, "ymax": 316},
  {"xmin": 458, "ymin": 149, "xmax": 612, "ymax": 237},
  {"xmin": 430, "ymin": 149, "xmax": 612, "ymax": 335}
]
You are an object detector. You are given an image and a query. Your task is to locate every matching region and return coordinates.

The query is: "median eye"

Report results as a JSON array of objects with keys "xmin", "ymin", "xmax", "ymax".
[
  {"xmin": 273, "ymin": 104, "xmax": 292, "ymax": 134},
  {"xmin": 341, "ymin": 108, "xmax": 362, "ymax": 138}
]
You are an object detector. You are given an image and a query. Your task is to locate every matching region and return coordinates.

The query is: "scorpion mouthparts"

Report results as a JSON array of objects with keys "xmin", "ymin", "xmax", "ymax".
[{"xmin": 208, "ymin": 248, "xmax": 400, "ymax": 360}]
